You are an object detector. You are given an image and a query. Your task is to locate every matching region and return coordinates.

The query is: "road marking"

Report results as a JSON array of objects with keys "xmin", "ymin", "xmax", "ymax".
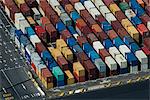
[
  {"xmin": 59, "ymin": 92, "xmax": 65, "ymax": 96},
  {"xmin": 127, "ymin": 79, "xmax": 132, "ymax": 83},
  {"xmin": 145, "ymin": 75, "xmax": 150, "ymax": 80}
]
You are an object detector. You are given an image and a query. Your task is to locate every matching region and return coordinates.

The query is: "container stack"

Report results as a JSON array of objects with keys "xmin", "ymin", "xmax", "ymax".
[{"xmin": 2, "ymin": 0, "xmax": 150, "ymax": 89}]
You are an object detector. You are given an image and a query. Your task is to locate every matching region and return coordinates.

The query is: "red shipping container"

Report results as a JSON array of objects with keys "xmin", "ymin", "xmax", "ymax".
[
  {"xmin": 25, "ymin": 0, "xmax": 38, "ymax": 8},
  {"xmin": 87, "ymin": 33, "xmax": 98, "ymax": 44},
  {"xmin": 111, "ymin": 20, "xmax": 122, "ymax": 32},
  {"xmin": 137, "ymin": 24, "xmax": 149, "ymax": 37},
  {"xmin": 35, "ymin": 42, "xmax": 46, "ymax": 55},
  {"xmin": 31, "ymin": 62, "xmax": 36, "ymax": 72},
  {"xmin": 107, "ymin": 30, "xmax": 118, "ymax": 40},
  {"xmin": 60, "ymin": 0, "xmax": 70, "ymax": 8},
  {"xmin": 57, "ymin": 56, "xmax": 69, "ymax": 71},
  {"xmin": 76, "ymin": 18, "xmax": 87, "ymax": 30},
  {"xmin": 35, "ymin": 26, "xmax": 47, "ymax": 43},
  {"xmin": 97, "ymin": 15, "xmax": 106, "ymax": 22},
  {"xmin": 115, "ymin": 11, "xmax": 126, "ymax": 22},
  {"xmin": 41, "ymin": 68, "xmax": 53, "ymax": 83},
  {"xmin": 73, "ymin": 72, "xmax": 85, "ymax": 82},
  {"xmin": 83, "ymin": 60, "xmax": 98, "ymax": 80},
  {"xmin": 117, "ymin": 28, "xmax": 129, "ymax": 39},
  {"xmin": 77, "ymin": 52, "xmax": 89, "ymax": 64},
  {"xmin": 103, "ymin": 0, "xmax": 114, "ymax": 6},
  {"xmin": 80, "ymin": 10, "xmax": 91, "ymax": 19},
  {"xmin": 10, "ymin": 5, "xmax": 20, "ymax": 21},
  {"xmin": 65, "ymin": 4, "xmax": 74, "ymax": 14},
  {"xmin": 77, "ymin": 36, "xmax": 88, "ymax": 47},
  {"xmin": 145, "ymin": 6, "xmax": 150, "ymax": 16},
  {"xmin": 49, "ymin": 14, "xmax": 60, "ymax": 25},
  {"xmin": 40, "ymin": 17, "xmax": 51, "ymax": 28},
  {"xmin": 110, "ymin": 70, "xmax": 118, "ymax": 76},
  {"xmin": 92, "ymin": 24, "xmax": 103, "ymax": 34},
  {"xmin": 96, "ymin": 31, "xmax": 108, "ymax": 42},
  {"xmin": 20, "ymin": 3, "xmax": 31, "ymax": 16},
  {"xmin": 81, "ymin": 26, "xmax": 92, "ymax": 36},
  {"xmin": 99, "ymin": 49, "xmax": 110, "ymax": 61},
  {"xmin": 46, "ymin": 23, "xmax": 58, "ymax": 42},
  {"xmin": 144, "ymin": 37, "xmax": 150, "ymax": 50},
  {"xmin": 84, "ymin": 17, "xmax": 96, "ymax": 28},
  {"xmin": 69, "ymin": 0, "xmax": 79, "ymax": 5},
  {"xmin": 61, "ymin": 29, "xmax": 72, "ymax": 42}
]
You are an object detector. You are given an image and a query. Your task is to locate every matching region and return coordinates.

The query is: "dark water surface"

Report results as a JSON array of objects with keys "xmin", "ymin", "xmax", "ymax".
[{"xmin": 61, "ymin": 80, "xmax": 150, "ymax": 100}]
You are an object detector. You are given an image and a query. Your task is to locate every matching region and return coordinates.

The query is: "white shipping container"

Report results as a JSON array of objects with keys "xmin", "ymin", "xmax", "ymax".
[
  {"xmin": 109, "ymin": 47, "xmax": 120, "ymax": 58},
  {"xmin": 147, "ymin": 21, "xmax": 150, "ymax": 30},
  {"xmin": 25, "ymin": 44, "xmax": 35, "ymax": 56},
  {"xmin": 30, "ymin": 35, "xmax": 41, "ymax": 47},
  {"xmin": 74, "ymin": 2, "xmax": 85, "ymax": 14},
  {"xmin": 73, "ymin": 33, "xmax": 79, "ymax": 39},
  {"xmin": 84, "ymin": 0, "xmax": 95, "ymax": 12},
  {"xmin": 99, "ymin": 6, "xmax": 110, "ymax": 16},
  {"xmin": 15, "ymin": 37, "xmax": 20, "ymax": 48},
  {"xmin": 135, "ymin": 50, "xmax": 148, "ymax": 64},
  {"xmin": 31, "ymin": 52, "xmax": 41, "ymax": 63},
  {"xmin": 75, "ymin": 26, "xmax": 82, "ymax": 36},
  {"xmin": 130, "ymin": 66, "xmax": 138, "ymax": 73},
  {"xmin": 141, "ymin": 64, "xmax": 148, "ymax": 71},
  {"xmin": 93, "ymin": 0, "xmax": 105, "ymax": 8},
  {"xmin": 105, "ymin": 56, "xmax": 117, "ymax": 70},
  {"xmin": 125, "ymin": 9, "xmax": 136, "ymax": 20},
  {"xmin": 39, "ymin": 7, "xmax": 45, "ymax": 16},
  {"xmin": 32, "ymin": 7, "xmax": 41, "ymax": 20},
  {"xmin": 55, "ymin": 5, "xmax": 65, "ymax": 16},
  {"xmin": 93, "ymin": 41, "xmax": 104, "ymax": 53},
  {"xmin": 105, "ymin": 13, "xmax": 117, "ymax": 23},
  {"xmin": 115, "ymin": 54, "xmax": 127, "ymax": 69},
  {"xmin": 19, "ymin": 20, "xmax": 30, "ymax": 33},
  {"xmin": 49, "ymin": 0, "xmax": 60, "ymax": 9},
  {"xmin": 119, "ymin": 45, "xmax": 131, "ymax": 57},
  {"xmin": 5, "ymin": 5, "xmax": 10, "ymax": 18},
  {"xmin": 89, "ymin": 8, "xmax": 101, "ymax": 19}
]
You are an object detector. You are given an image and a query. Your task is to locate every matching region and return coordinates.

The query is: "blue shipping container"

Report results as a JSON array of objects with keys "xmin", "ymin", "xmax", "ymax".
[
  {"xmin": 131, "ymin": 16, "xmax": 142, "ymax": 25},
  {"xmin": 72, "ymin": 44, "xmax": 83, "ymax": 54},
  {"xmin": 101, "ymin": 21, "xmax": 112, "ymax": 32},
  {"xmin": 68, "ymin": 26, "xmax": 76, "ymax": 34},
  {"xmin": 120, "ymin": 68, "xmax": 128, "ymax": 74},
  {"xmin": 83, "ymin": 42, "xmax": 94, "ymax": 54},
  {"xmin": 67, "ymin": 37, "xmax": 77, "ymax": 47},
  {"xmin": 25, "ymin": 27, "xmax": 35, "ymax": 37},
  {"xmin": 15, "ymin": 29, "xmax": 23, "ymax": 39},
  {"xmin": 123, "ymin": 36, "xmax": 134, "ymax": 46},
  {"xmin": 103, "ymin": 39, "xmax": 113, "ymax": 49},
  {"xmin": 113, "ymin": 37, "xmax": 124, "ymax": 48},
  {"xmin": 57, "ymin": 80, "xmax": 65, "ymax": 87},
  {"xmin": 70, "ymin": 11, "xmax": 80, "ymax": 22},
  {"xmin": 88, "ymin": 51, "xmax": 100, "ymax": 62},
  {"xmin": 129, "ymin": 43, "xmax": 140, "ymax": 53},
  {"xmin": 125, "ymin": 52, "xmax": 139, "ymax": 66},
  {"xmin": 56, "ymin": 21, "xmax": 66, "ymax": 32}
]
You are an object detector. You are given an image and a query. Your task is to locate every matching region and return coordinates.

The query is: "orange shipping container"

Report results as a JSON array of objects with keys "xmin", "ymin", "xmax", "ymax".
[
  {"xmin": 73, "ymin": 62, "xmax": 85, "ymax": 76},
  {"xmin": 56, "ymin": 39, "xmax": 67, "ymax": 51}
]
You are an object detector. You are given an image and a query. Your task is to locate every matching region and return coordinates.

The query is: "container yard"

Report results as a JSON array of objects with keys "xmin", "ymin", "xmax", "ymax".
[{"xmin": 0, "ymin": 0, "xmax": 150, "ymax": 99}]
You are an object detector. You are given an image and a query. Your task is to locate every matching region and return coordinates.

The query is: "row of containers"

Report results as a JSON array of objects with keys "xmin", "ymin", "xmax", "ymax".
[{"xmin": 2, "ymin": 0, "xmax": 150, "ymax": 89}]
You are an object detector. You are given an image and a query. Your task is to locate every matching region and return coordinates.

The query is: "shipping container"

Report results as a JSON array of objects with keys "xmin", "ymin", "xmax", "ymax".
[{"xmin": 65, "ymin": 70, "xmax": 75, "ymax": 85}]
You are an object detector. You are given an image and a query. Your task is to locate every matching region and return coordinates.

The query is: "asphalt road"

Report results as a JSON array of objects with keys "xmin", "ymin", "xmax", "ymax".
[{"xmin": 0, "ymin": 8, "xmax": 43, "ymax": 99}]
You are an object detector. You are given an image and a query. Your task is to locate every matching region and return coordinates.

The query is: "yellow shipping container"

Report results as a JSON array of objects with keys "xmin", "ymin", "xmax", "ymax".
[
  {"xmin": 48, "ymin": 47, "xmax": 54, "ymax": 53},
  {"xmin": 27, "ymin": 16, "xmax": 36, "ymax": 25},
  {"xmin": 127, "ymin": 26, "xmax": 139, "ymax": 43},
  {"xmin": 51, "ymin": 48, "xmax": 63, "ymax": 60},
  {"xmin": 109, "ymin": 3, "xmax": 120, "ymax": 14},
  {"xmin": 121, "ymin": 19, "xmax": 132, "ymax": 29},
  {"xmin": 62, "ymin": 47, "xmax": 73, "ymax": 62},
  {"xmin": 56, "ymin": 39, "xmax": 67, "ymax": 51},
  {"xmin": 14, "ymin": 0, "xmax": 25, "ymax": 8},
  {"xmin": 73, "ymin": 62, "xmax": 85, "ymax": 76},
  {"xmin": 65, "ymin": 70, "xmax": 75, "ymax": 85},
  {"xmin": 42, "ymin": 78, "xmax": 53, "ymax": 89}
]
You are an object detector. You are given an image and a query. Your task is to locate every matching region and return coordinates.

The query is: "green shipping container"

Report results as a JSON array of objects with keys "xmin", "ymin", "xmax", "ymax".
[
  {"xmin": 119, "ymin": 2, "xmax": 130, "ymax": 12},
  {"xmin": 52, "ymin": 66, "xmax": 64, "ymax": 81}
]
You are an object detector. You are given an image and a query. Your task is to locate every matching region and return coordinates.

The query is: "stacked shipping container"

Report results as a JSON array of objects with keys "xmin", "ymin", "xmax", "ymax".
[{"xmin": 2, "ymin": 0, "xmax": 150, "ymax": 89}]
